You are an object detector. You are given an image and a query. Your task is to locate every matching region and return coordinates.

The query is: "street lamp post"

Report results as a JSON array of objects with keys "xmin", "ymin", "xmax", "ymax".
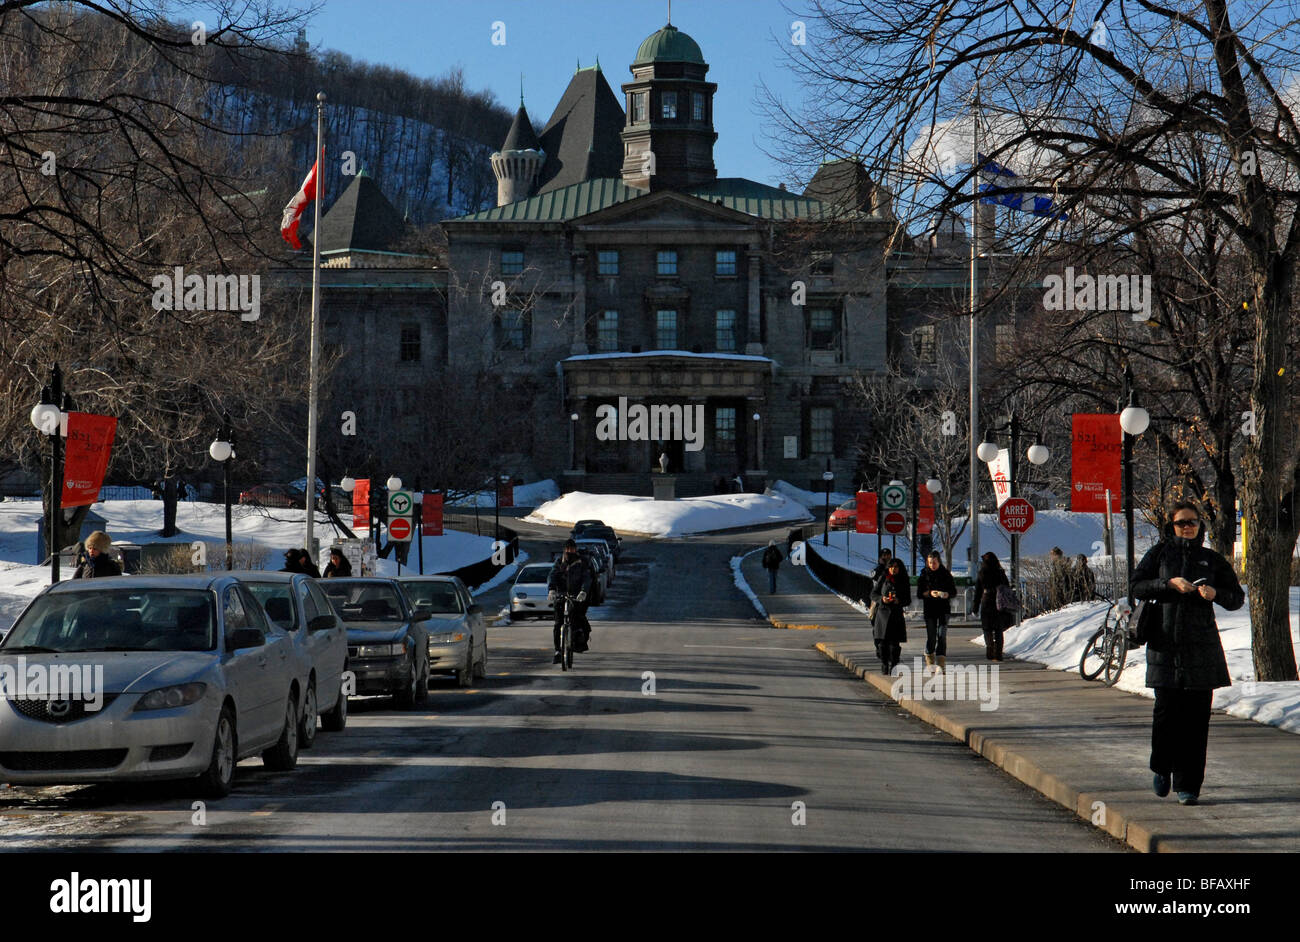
[
  {"xmin": 386, "ymin": 475, "xmax": 402, "ymax": 574},
  {"xmin": 925, "ymin": 475, "xmax": 943, "ymax": 567},
  {"xmin": 751, "ymin": 412, "xmax": 761, "ymax": 470},
  {"xmin": 1119, "ymin": 363, "xmax": 1150, "ymax": 608},
  {"xmin": 569, "ymin": 412, "xmax": 579, "ymax": 471},
  {"xmin": 208, "ymin": 415, "xmax": 235, "ymax": 570},
  {"xmin": 822, "ymin": 460, "xmax": 834, "ymax": 546},
  {"xmin": 30, "ymin": 364, "xmax": 70, "ymax": 583},
  {"xmin": 979, "ymin": 415, "xmax": 1050, "ymax": 587}
]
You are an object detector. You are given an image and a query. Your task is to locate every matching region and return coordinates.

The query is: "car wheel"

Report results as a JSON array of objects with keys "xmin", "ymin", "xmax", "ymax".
[
  {"xmin": 321, "ymin": 680, "xmax": 348, "ymax": 732},
  {"xmin": 457, "ymin": 643, "xmax": 473, "ymax": 687},
  {"xmin": 473, "ymin": 638, "xmax": 487, "ymax": 680},
  {"xmin": 394, "ymin": 654, "xmax": 418, "ymax": 709},
  {"xmin": 262, "ymin": 693, "xmax": 300, "ymax": 771},
  {"xmin": 197, "ymin": 706, "xmax": 237, "ymax": 799},
  {"xmin": 298, "ymin": 680, "xmax": 318, "ymax": 749}
]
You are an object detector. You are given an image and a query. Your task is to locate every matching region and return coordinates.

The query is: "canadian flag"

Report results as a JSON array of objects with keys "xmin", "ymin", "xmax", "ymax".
[{"xmin": 280, "ymin": 156, "xmax": 319, "ymax": 250}]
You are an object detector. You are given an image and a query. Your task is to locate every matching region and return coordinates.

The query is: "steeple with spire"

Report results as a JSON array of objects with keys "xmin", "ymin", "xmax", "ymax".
[{"xmin": 491, "ymin": 76, "xmax": 546, "ymax": 206}]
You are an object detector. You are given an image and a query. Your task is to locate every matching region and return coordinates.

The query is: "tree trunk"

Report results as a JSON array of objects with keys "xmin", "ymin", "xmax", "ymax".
[
  {"xmin": 161, "ymin": 476, "xmax": 180, "ymax": 537},
  {"xmin": 1210, "ymin": 458, "xmax": 1237, "ymax": 558}
]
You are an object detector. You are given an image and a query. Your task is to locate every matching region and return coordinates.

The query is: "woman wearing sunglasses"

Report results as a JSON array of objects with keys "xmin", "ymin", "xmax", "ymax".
[{"xmin": 1130, "ymin": 501, "xmax": 1244, "ymax": 806}]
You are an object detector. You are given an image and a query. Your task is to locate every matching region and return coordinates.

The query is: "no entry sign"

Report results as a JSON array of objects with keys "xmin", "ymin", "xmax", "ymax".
[
  {"xmin": 882, "ymin": 510, "xmax": 907, "ymax": 534},
  {"xmin": 388, "ymin": 517, "xmax": 413, "ymax": 542},
  {"xmin": 998, "ymin": 498, "xmax": 1035, "ymax": 535}
]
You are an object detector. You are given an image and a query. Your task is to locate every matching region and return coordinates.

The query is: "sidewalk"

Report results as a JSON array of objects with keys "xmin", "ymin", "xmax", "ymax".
[{"xmin": 744, "ymin": 550, "xmax": 1300, "ymax": 852}]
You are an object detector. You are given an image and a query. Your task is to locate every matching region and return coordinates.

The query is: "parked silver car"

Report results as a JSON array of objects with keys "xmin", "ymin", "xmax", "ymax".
[
  {"xmin": 238, "ymin": 572, "xmax": 349, "ymax": 743},
  {"xmin": 396, "ymin": 576, "xmax": 487, "ymax": 687},
  {"xmin": 0, "ymin": 575, "xmax": 304, "ymax": 797},
  {"xmin": 509, "ymin": 563, "xmax": 557, "ymax": 620}
]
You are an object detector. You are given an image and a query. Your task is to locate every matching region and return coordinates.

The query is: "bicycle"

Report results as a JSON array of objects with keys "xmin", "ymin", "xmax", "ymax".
[
  {"xmin": 556, "ymin": 592, "xmax": 581, "ymax": 671},
  {"xmin": 1079, "ymin": 594, "xmax": 1130, "ymax": 686}
]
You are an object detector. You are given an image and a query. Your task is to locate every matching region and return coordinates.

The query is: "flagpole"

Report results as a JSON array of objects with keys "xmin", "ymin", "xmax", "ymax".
[
  {"xmin": 305, "ymin": 91, "xmax": 325, "ymax": 557},
  {"xmin": 968, "ymin": 75, "xmax": 980, "ymax": 582}
]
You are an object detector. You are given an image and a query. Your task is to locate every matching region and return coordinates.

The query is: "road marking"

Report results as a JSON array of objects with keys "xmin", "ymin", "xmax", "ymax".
[{"xmin": 682, "ymin": 644, "xmax": 812, "ymax": 651}]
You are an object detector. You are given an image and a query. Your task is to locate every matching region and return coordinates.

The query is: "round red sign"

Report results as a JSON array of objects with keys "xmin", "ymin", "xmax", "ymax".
[
  {"xmin": 998, "ymin": 498, "xmax": 1035, "ymax": 534},
  {"xmin": 883, "ymin": 510, "xmax": 907, "ymax": 534},
  {"xmin": 388, "ymin": 517, "xmax": 412, "ymax": 541}
]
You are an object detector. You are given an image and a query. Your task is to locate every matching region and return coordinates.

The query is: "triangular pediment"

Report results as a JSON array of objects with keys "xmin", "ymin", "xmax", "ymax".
[{"xmin": 573, "ymin": 189, "xmax": 757, "ymax": 228}]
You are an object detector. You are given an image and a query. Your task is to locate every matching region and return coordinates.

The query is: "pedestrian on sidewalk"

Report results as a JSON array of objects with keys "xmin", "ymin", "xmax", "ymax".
[
  {"xmin": 761, "ymin": 539, "xmax": 783, "ymax": 593},
  {"xmin": 871, "ymin": 557, "xmax": 910, "ymax": 674},
  {"xmin": 73, "ymin": 531, "xmax": 122, "ymax": 579},
  {"xmin": 297, "ymin": 548, "xmax": 322, "ymax": 579},
  {"xmin": 972, "ymin": 551, "xmax": 1011, "ymax": 661},
  {"xmin": 280, "ymin": 548, "xmax": 302, "ymax": 573},
  {"xmin": 917, "ymin": 550, "xmax": 956, "ymax": 672},
  {"xmin": 1131, "ymin": 501, "xmax": 1244, "ymax": 806},
  {"xmin": 1072, "ymin": 554, "xmax": 1098, "ymax": 602},
  {"xmin": 323, "ymin": 547, "xmax": 352, "ymax": 578},
  {"xmin": 1047, "ymin": 546, "xmax": 1069, "ymax": 610}
]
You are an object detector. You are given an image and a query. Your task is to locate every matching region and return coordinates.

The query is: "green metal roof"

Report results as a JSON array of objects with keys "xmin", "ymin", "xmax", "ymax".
[
  {"xmin": 447, "ymin": 177, "xmax": 837, "ymax": 223},
  {"xmin": 633, "ymin": 24, "xmax": 705, "ymax": 66}
]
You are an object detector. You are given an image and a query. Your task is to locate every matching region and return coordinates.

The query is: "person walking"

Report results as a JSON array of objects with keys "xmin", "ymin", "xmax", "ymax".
[
  {"xmin": 871, "ymin": 557, "xmax": 911, "ymax": 674},
  {"xmin": 280, "ymin": 548, "xmax": 302, "ymax": 573},
  {"xmin": 322, "ymin": 547, "xmax": 353, "ymax": 578},
  {"xmin": 297, "ymin": 548, "xmax": 322, "ymax": 578},
  {"xmin": 761, "ymin": 540, "xmax": 783, "ymax": 593},
  {"xmin": 1131, "ymin": 501, "xmax": 1244, "ymax": 806},
  {"xmin": 972, "ymin": 551, "xmax": 1011, "ymax": 661},
  {"xmin": 916, "ymin": 551, "xmax": 956, "ymax": 672},
  {"xmin": 73, "ymin": 531, "xmax": 122, "ymax": 579},
  {"xmin": 1072, "ymin": 553, "xmax": 1098, "ymax": 602},
  {"xmin": 1047, "ymin": 546, "xmax": 1070, "ymax": 609}
]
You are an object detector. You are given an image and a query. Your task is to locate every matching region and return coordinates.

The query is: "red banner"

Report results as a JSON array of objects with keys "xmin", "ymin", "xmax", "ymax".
[
  {"xmin": 854, "ymin": 491, "xmax": 877, "ymax": 534},
  {"xmin": 60, "ymin": 413, "xmax": 117, "ymax": 508},
  {"xmin": 352, "ymin": 478, "xmax": 370, "ymax": 530},
  {"xmin": 497, "ymin": 480, "xmax": 513, "ymax": 508},
  {"xmin": 421, "ymin": 493, "xmax": 443, "ymax": 536},
  {"xmin": 917, "ymin": 484, "xmax": 935, "ymax": 534},
  {"xmin": 1071, "ymin": 414, "xmax": 1121, "ymax": 512}
]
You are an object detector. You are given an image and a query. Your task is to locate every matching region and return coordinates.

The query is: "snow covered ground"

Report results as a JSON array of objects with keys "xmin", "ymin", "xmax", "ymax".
[
  {"xmin": 525, "ymin": 490, "xmax": 813, "ymax": 537},
  {"xmin": 448, "ymin": 479, "xmax": 559, "ymax": 508},
  {"xmin": 999, "ymin": 589, "xmax": 1300, "ymax": 734}
]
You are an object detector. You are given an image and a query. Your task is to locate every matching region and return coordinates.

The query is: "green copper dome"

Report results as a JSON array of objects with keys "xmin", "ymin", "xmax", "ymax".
[{"xmin": 632, "ymin": 24, "xmax": 705, "ymax": 66}]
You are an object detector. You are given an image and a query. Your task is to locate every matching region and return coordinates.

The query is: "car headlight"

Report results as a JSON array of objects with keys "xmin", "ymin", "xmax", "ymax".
[
  {"xmin": 357, "ymin": 642, "xmax": 406, "ymax": 657},
  {"xmin": 135, "ymin": 683, "xmax": 206, "ymax": 712},
  {"xmin": 430, "ymin": 631, "xmax": 466, "ymax": 645},
  {"xmin": 514, "ymin": 591, "xmax": 526, "ymax": 599}
]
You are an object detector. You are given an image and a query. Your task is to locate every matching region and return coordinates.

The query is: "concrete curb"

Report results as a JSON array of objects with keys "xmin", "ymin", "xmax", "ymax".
[
  {"xmin": 768, "ymin": 616, "xmax": 835, "ymax": 630},
  {"xmin": 814, "ymin": 641, "xmax": 1158, "ymax": 852}
]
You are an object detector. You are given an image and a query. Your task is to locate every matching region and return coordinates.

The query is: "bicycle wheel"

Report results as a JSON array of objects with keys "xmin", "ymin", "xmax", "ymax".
[
  {"xmin": 1103, "ymin": 621, "xmax": 1129, "ymax": 687},
  {"xmin": 563, "ymin": 612, "xmax": 574, "ymax": 669},
  {"xmin": 1079, "ymin": 628, "xmax": 1107, "ymax": 681},
  {"xmin": 560, "ymin": 613, "xmax": 570, "ymax": 672}
]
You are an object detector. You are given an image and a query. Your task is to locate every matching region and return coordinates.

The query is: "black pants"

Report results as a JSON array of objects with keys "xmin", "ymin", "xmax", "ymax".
[
  {"xmin": 924, "ymin": 614, "xmax": 948, "ymax": 656},
  {"xmin": 981, "ymin": 626, "xmax": 1004, "ymax": 659},
  {"xmin": 553, "ymin": 599, "xmax": 590, "ymax": 651},
  {"xmin": 874, "ymin": 639, "xmax": 901, "ymax": 668},
  {"xmin": 1150, "ymin": 687, "xmax": 1214, "ymax": 795}
]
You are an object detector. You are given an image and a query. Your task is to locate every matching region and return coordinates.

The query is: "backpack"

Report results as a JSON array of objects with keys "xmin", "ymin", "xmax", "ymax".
[{"xmin": 995, "ymin": 584, "xmax": 1020, "ymax": 613}]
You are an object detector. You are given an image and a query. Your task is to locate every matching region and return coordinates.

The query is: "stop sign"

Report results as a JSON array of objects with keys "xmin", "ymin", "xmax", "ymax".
[
  {"xmin": 998, "ymin": 498, "xmax": 1035, "ymax": 534},
  {"xmin": 388, "ymin": 517, "xmax": 413, "ymax": 541},
  {"xmin": 882, "ymin": 510, "xmax": 907, "ymax": 534}
]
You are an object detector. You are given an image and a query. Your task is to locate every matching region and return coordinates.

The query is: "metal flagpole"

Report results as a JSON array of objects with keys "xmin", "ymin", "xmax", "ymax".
[
  {"xmin": 968, "ymin": 76, "xmax": 981, "ymax": 581},
  {"xmin": 305, "ymin": 91, "xmax": 326, "ymax": 556}
]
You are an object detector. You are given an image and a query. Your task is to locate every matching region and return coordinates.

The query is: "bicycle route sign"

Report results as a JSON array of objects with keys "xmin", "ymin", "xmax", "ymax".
[{"xmin": 998, "ymin": 497, "xmax": 1035, "ymax": 534}]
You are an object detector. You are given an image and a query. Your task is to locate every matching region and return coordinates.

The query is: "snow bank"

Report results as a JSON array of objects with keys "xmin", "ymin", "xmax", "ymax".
[
  {"xmin": 447, "ymin": 479, "xmax": 559, "ymax": 508},
  {"xmin": 730, "ymin": 550, "xmax": 768, "ymax": 618},
  {"xmin": 525, "ymin": 490, "xmax": 813, "ymax": 537},
  {"xmin": 768, "ymin": 480, "xmax": 855, "ymax": 509}
]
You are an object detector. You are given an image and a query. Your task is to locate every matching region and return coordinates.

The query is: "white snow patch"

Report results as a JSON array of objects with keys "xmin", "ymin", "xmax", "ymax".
[
  {"xmin": 730, "ymin": 550, "xmax": 768, "ymax": 618},
  {"xmin": 525, "ymin": 491, "xmax": 813, "ymax": 537}
]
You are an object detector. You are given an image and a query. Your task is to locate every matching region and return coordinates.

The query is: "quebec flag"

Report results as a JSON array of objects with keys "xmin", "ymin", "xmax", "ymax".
[{"xmin": 977, "ymin": 154, "xmax": 1068, "ymax": 220}]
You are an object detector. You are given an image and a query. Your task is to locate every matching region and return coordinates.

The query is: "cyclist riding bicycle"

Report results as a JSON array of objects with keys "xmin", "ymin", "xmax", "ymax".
[{"xmin": 548, "ymin": 538, "xmax": 593, "ymax": 663}]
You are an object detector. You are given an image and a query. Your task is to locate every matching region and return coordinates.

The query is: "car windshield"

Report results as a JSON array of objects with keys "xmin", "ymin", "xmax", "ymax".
[
  {"xmin": 403, "ymin": 582, "xmax": 463, "ymax": 614},
  {"xmin": 244, "ymin": 583, "xmax": 297, "ymax": 629},
  {"xmin": 839, "ymin": 501, "xmax": 856, "ymax": 511},
  {"xmin": 318, "ymin": 582, "xmax": 407, "ymax": 622},
  {"xmin": 517, "ymin": 566, "xmax": 552, "ymax": 585},
  {"xmin": 2, "ymin": 588, "xmax": 216, "ymax": 653}
]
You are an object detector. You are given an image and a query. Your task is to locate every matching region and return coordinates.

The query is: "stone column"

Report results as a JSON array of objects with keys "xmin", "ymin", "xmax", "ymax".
[
  {"xmin": 745, "ymin": 246, "xmax": 763, "ymax": 355},
  {"xmin": 571, "ymin": 251, "xmax": 589, "ymax": 355}
]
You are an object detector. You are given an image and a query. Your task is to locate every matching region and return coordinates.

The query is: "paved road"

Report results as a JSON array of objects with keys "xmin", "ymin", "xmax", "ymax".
[{"xmin": 0, "ymin": 522, "xmax": 1123, "ymax": 851}]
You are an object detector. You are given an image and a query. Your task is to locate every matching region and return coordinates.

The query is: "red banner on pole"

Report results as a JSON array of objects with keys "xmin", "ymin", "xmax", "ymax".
[
  {"xmin": 422, "ymin": 493, "xmax": 443, "ymax": 536},
  {"xmin": 352, "ymin": 478, "xmax": 370, "ymax": 530},
  {"xmin": 917, "ymin": 485, "xmax": 935, "ymax": 534},
  {"xmin": 1071, "ymin": 414, "xmax": 1122, "ymax": 512},
  {"xmin": 61, "ymin": 413, "xmax": 117, "ymax": 508},
  {"xmin": 855, "ymin": 491, "xmax": 877, "ymax": 534},
  {"xmin": 497, "ymin": 480, "xmax": 513, "ymax": 509}
]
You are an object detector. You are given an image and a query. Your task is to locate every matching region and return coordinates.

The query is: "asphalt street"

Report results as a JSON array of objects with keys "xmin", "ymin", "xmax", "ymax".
[{"xmin": 0, "ymin": 520, "xmax": 1124, "ymax": 851}]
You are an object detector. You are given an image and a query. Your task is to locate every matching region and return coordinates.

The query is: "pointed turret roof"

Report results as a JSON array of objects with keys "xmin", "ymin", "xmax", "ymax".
[
  {"xmin": 312, "ymin": 170, "xmax": 406, "ymax": 253},
  {"xmin": 536, "ymin": 66, "xmax": 625, "ymax": 194},
  {"xmin": 501, "ymin": 102, "xmax": 541, "ymax": 153}
]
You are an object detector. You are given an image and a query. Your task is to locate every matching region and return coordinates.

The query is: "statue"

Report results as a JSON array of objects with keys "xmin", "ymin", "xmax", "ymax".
[{"xmin": 658, "ymin": 452, "xmax": 669, "ymax": 474}]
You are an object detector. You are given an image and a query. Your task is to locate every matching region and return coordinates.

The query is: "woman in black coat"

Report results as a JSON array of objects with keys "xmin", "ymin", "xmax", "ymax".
[
  {"xmin": 971, "ymin": 551, "xmax": 1011, "ymax": 661},
  {"xmin": 322, "ymin": 547, "xmax": 353, "ymax": 578},
  {"xmin": 916, "ymin": 551, "xmax": 957, "ymax": 671},
  {"xmin": 871, "ymin": 557, "xmax": 911, "ymax": 674},
  {"xmin": 1131, "ymin": 502, "xmax": 1244, "ymax": 805}
]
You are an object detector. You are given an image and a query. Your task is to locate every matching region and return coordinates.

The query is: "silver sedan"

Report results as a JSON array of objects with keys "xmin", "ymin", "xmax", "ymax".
[{"xmin": 397, "ymin": 576, "xmax": 487, "ymax": 687}]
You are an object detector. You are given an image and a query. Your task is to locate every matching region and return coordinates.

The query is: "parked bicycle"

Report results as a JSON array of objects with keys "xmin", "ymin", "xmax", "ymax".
[{"xmin": 1079, "ymin": 594, "xmax": 1131, "ymax": 686}]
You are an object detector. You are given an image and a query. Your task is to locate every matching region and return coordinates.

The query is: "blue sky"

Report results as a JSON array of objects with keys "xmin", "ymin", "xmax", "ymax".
[{"xmin": 179, "ymin": 0, "xmax": 814, "ymax": 187}]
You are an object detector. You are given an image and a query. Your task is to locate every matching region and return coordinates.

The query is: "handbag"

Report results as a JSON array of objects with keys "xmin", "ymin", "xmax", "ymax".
[
  {"xmin": 1127, "ymin": 599, "xmax": 1157, "ymax": 648},
  {"xmin": 995, "ymin": 584, "xmax": 1020, "ymax": 612},
  {"xmin": 867, "ymin": 600, "xmax": 879, "ymax": 620}
]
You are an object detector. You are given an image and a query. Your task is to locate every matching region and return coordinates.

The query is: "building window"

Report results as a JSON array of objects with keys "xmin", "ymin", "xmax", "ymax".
[
  {"xmin": 715, "ymin": 249, "xmax": 737, "ymax": 276},
  {"xmin": 597, "ymin": 310, "xmax": 618, "ymax": 352},
  {"xmin": 498, "ymin": 310, "xmax": 529, "ymax": 350},
  {"xmin": 810, "ymin": 407, "xmax": 834, "ymax": 454},
  {"xmin": 501, "ymin": 249, "xmax": 524, "ymax": 275},
  {"xmin": 597, "ymin": 250, "xmax": 619, "ymax": 276},
  {"xmin": 810, "ymin": 251, "xmax": 833, "ymax": 275},
  {"xmin": 692, "ymin": 92, "xmax": 705, "ymax": 121},
  {"xmin": 996, "ymin": 323, "xmax": 1015, "ymax": 362},
  {"xmin": 656, "ymin": 250, "xmax": 677, "ymax": 275},
  {"xmin": 399, "ymin": 325, "xmax": 420, "ymax": 362},
  {"xmin": 632, "ymin": 92, "xmax": 647, "ymax": 123},
  {"xmin": 656, "ymin": 309, "xmax": 677, "ymax": 349},
  {"xmin": 715, "ymin": 407, "xmax": 736, "ymax": 454},
  {"xmin": 807, "ymin": 308, "xmax": 838, "ymax": 350},
  {"xmin": 661, "ymin": 91, "xmax": 677, "ymax": 119},
  {"xmin": 715, "ymin": 310, "xmax": 737, "ymax": 352},
  {"xmin": 913, "ymin": 324, "xmax": 936, "ymax": 364}
]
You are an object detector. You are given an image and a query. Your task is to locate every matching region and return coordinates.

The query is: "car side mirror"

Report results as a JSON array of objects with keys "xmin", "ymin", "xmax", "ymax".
[
  {"xmin": 308, "ymin": 614, "xmax": 337, "ymax": 632},
  {"xmin": 227, "ymin": 628, "xmax": 265, "ymax": 651},
  {"xmin": 468, "ymin": 604, "xmax": 482, "ymax": 615}
]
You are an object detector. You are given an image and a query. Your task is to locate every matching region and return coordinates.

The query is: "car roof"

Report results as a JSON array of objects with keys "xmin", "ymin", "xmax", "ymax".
[
  {"xmin": 228, "ymin": 570, "xmax": 308, "ymax": 583},
  {"xmin": 45, "ymin": 573, "xmax": 231, "ymax": 593}
]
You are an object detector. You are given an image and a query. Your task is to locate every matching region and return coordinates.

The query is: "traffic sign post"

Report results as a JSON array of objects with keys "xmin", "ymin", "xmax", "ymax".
[
  {"xmin": 997, "ymin": 498, "xmax": 1035, "ymax": 534},
  {"xmin": 881, "ymin": 483, "xmax": 908, "ymax": 512},
  {"xmin": 882, "ymin": 510, "xmax": 907, "ymax": 534},
  {"xmin": 387, "ymin": 489, "xmax": 414, "ymax": 548},
  {"xmin": 388, "ymin": 517, "xmax": 412, "ymax": 541}
]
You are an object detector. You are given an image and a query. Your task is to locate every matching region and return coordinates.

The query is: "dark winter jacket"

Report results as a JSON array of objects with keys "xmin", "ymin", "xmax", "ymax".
[
  {"xmin": 1131, "ymin": 533, "xmax": 1244, "ymax": 690},
  {"xmin": 548, "ymin": 553, "xmax": 593, "ymax": 601},
  {"xmin": 916, "ymin": 564, "xmax": 957, "ymax": 618},
  {"xmin": 761, "ymin": 545, "xmax": 782, "ymax": 570},
  {"xmin": 871, "ymin": 566, "xmax": 911, "ymax": 642},
  {"xmin": 73, "ymin": 553, "xmax": 122, "ymax": 580},
  {"xmin": 972, "ymin": 563, "xmax": 1011, "ymax": 632},
  {"xmin": 323, "ymin": 555, "xmax": 353, "ymax": 578},
  {"xmin": 1072, "ymin": 561, "xmax": 1098, "ymax": 602}
]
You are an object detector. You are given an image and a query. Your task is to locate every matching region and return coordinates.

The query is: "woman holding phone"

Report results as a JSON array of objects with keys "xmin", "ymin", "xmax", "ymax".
[{"xmin": 1131, "ymin": 501, "xmax": 1244, "ymax": 805}]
